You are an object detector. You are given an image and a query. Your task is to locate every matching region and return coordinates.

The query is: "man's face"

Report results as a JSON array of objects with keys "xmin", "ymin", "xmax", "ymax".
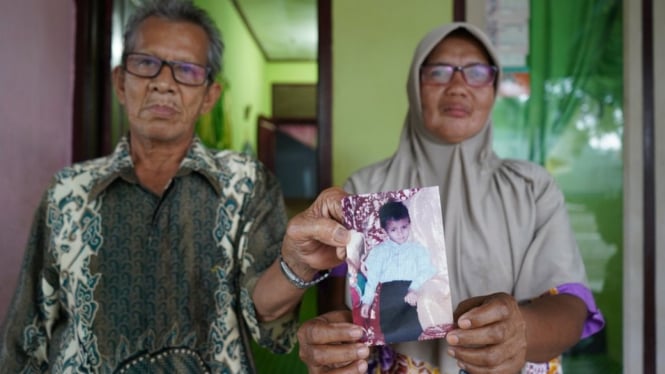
[
  {"xmin": 112, "ymin": 17, "xmax": 220, "ymax": 146},
  {"xmin": 419, "ymin": 35, "xmax": 495, "ymax": 144},
  {"xmin": 384, "ymin": 217, "xmax": 411, "ymax": 244}
]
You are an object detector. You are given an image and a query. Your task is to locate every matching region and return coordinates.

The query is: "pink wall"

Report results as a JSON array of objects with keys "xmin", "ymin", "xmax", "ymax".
[{"xmin": 0, "ymin": 1, "xmax": 75, "ymax": 322}]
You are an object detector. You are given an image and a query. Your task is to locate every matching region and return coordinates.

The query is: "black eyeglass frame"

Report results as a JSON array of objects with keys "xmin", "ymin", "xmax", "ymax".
[
  {"xmin": 122, "ymin": 52, "xmax": 213, "ymax": 86},
  {"xmin": 420, "ymin": 63, "xmax": 498, "ymax": 87}
]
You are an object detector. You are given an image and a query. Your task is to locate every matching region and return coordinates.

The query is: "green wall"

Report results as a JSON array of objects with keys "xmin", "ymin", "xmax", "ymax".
[
  {"xmin": 332, "ymin": 0, "xmax": 453, "ymax": 185},
  {"xmin": 195, "ymin": 1, "xmax": 316, "ymax": 153}
]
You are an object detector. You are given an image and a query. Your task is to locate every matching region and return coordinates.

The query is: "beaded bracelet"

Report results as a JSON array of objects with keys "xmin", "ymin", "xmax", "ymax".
[{"xmin": 279, "ymin": 255, "xmax": 330, "ymax": 289}]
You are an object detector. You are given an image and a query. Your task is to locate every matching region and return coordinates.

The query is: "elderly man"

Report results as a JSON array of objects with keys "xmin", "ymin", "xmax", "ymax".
[{"xmin": 0, "ymin": 1, "xmax": 348, "ymax": 372}]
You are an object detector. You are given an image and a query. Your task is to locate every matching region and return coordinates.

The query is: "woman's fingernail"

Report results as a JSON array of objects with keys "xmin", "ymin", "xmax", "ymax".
[
  {"xmin": 459, "ymin": 318, "xmax": 471, "ymax": 329},
  {"xmin": 358, "ymin": 360, "xmax": 368, "ymax": 373},
  {"xmin": 350, "ymin": 328, "xmax": 364, "ymax": 339},
  {"xmin": 447, "ymin": 334, "xmax": 459, "ymax": 345},
  {"xmin": 447, "ymin": 348, "xmax": 455, "ymax": 358},
  {"xmin": 357, "ymin": 345, "xmax": 370, "ymax": 358}
]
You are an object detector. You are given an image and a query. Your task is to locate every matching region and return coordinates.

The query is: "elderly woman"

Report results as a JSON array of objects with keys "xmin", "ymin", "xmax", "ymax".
[{"xmin": 297, "ymin": 22, "xmax": 604, "ymax": 374}]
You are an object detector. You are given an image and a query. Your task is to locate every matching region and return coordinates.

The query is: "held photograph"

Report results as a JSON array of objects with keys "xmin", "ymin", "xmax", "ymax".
[{"xmin": 341, "ymin": 186, "xmax": 453, "ymax": 345}]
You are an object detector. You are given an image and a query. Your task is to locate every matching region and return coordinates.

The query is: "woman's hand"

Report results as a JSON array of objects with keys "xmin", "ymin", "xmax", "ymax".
[
  {"xmin": 297, "ymin": 310, "xmax": 370, "ymax": 373},
  {"xmin": 446, "ymin": 293, "xmax": 527, "ymax": 374}
]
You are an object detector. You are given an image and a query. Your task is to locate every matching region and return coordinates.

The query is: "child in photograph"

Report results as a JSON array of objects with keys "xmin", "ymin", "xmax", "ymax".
[{"xmin": 359, "ymin": 200, "xmax": 439, "ymax": 343}]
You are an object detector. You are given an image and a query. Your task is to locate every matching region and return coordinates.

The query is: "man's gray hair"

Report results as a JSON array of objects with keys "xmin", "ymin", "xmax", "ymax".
[{"xmin": 122, "ymin": 0, "xmax": 224, "ymax": 82}]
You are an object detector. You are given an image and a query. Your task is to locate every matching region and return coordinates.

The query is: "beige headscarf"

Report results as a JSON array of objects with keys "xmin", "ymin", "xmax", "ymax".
[{"xmin": 344, "ymin": 22, "xmax": 588, "ymax": 371}]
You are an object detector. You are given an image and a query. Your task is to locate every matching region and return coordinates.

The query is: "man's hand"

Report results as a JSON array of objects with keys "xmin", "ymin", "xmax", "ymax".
[
  {"xmin": 445, "ymin": 293, "xmax": 527, "ymax": 374},
  {"xmin": 298, "ymin": 310, "xmax": 370, "ymax": 373},
  {"xmin": 281, "ymin": 187, "xmax": 350, "ymax": 280},
  {"xmin": 253, "ymin": 187, "xmax": 350, "ymax": 321}
]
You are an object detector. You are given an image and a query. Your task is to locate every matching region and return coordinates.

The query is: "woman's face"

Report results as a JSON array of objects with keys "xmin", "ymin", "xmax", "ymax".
[{"xmin": 419, "ymin": 35, "xmax": 496, "ymax": 144}]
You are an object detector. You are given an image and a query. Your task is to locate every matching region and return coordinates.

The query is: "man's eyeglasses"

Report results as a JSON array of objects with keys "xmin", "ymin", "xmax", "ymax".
[
  {"xmin": 123, "ymin": 53, "xmax": 211, "ymax": 86},
  {"xmin": 420, "ymin": 63, "xmax": 498, "ymax": 87}
]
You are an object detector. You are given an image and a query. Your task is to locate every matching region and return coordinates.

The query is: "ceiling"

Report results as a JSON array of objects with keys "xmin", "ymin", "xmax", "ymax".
[{"xmin": 232, "ymin": 0, "xmax": 318, "ymax": 61}]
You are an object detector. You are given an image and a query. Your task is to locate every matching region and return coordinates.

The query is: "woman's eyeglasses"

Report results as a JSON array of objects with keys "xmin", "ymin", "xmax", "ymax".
[
  {"xmin": 420, "ymin": 63, "xmax": 497, "ymax": 87},
  {"xmin": 123, "ymin": 53, "xmax": 211, "ymax": 86}
]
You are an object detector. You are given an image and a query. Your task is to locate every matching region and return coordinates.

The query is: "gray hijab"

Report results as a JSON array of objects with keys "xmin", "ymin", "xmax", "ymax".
[{"xmin": 344, "ymin": 22, "xmax": 587, "ymax": 369}]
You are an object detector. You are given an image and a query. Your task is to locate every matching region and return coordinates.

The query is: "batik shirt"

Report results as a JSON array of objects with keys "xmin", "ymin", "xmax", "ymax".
[{"xmin": 0, "ymin": 137, "xmax": 294, "ymax": 373}]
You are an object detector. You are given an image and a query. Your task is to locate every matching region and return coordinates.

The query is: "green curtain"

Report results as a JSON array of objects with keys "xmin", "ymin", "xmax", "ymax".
[
  {"xmin": 493, "ymin": 1, "xmax": 623, "ymax": 372},
  {"xmin": 528, "ymin": 0, "xmax": 623, "ymax": 166}
]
